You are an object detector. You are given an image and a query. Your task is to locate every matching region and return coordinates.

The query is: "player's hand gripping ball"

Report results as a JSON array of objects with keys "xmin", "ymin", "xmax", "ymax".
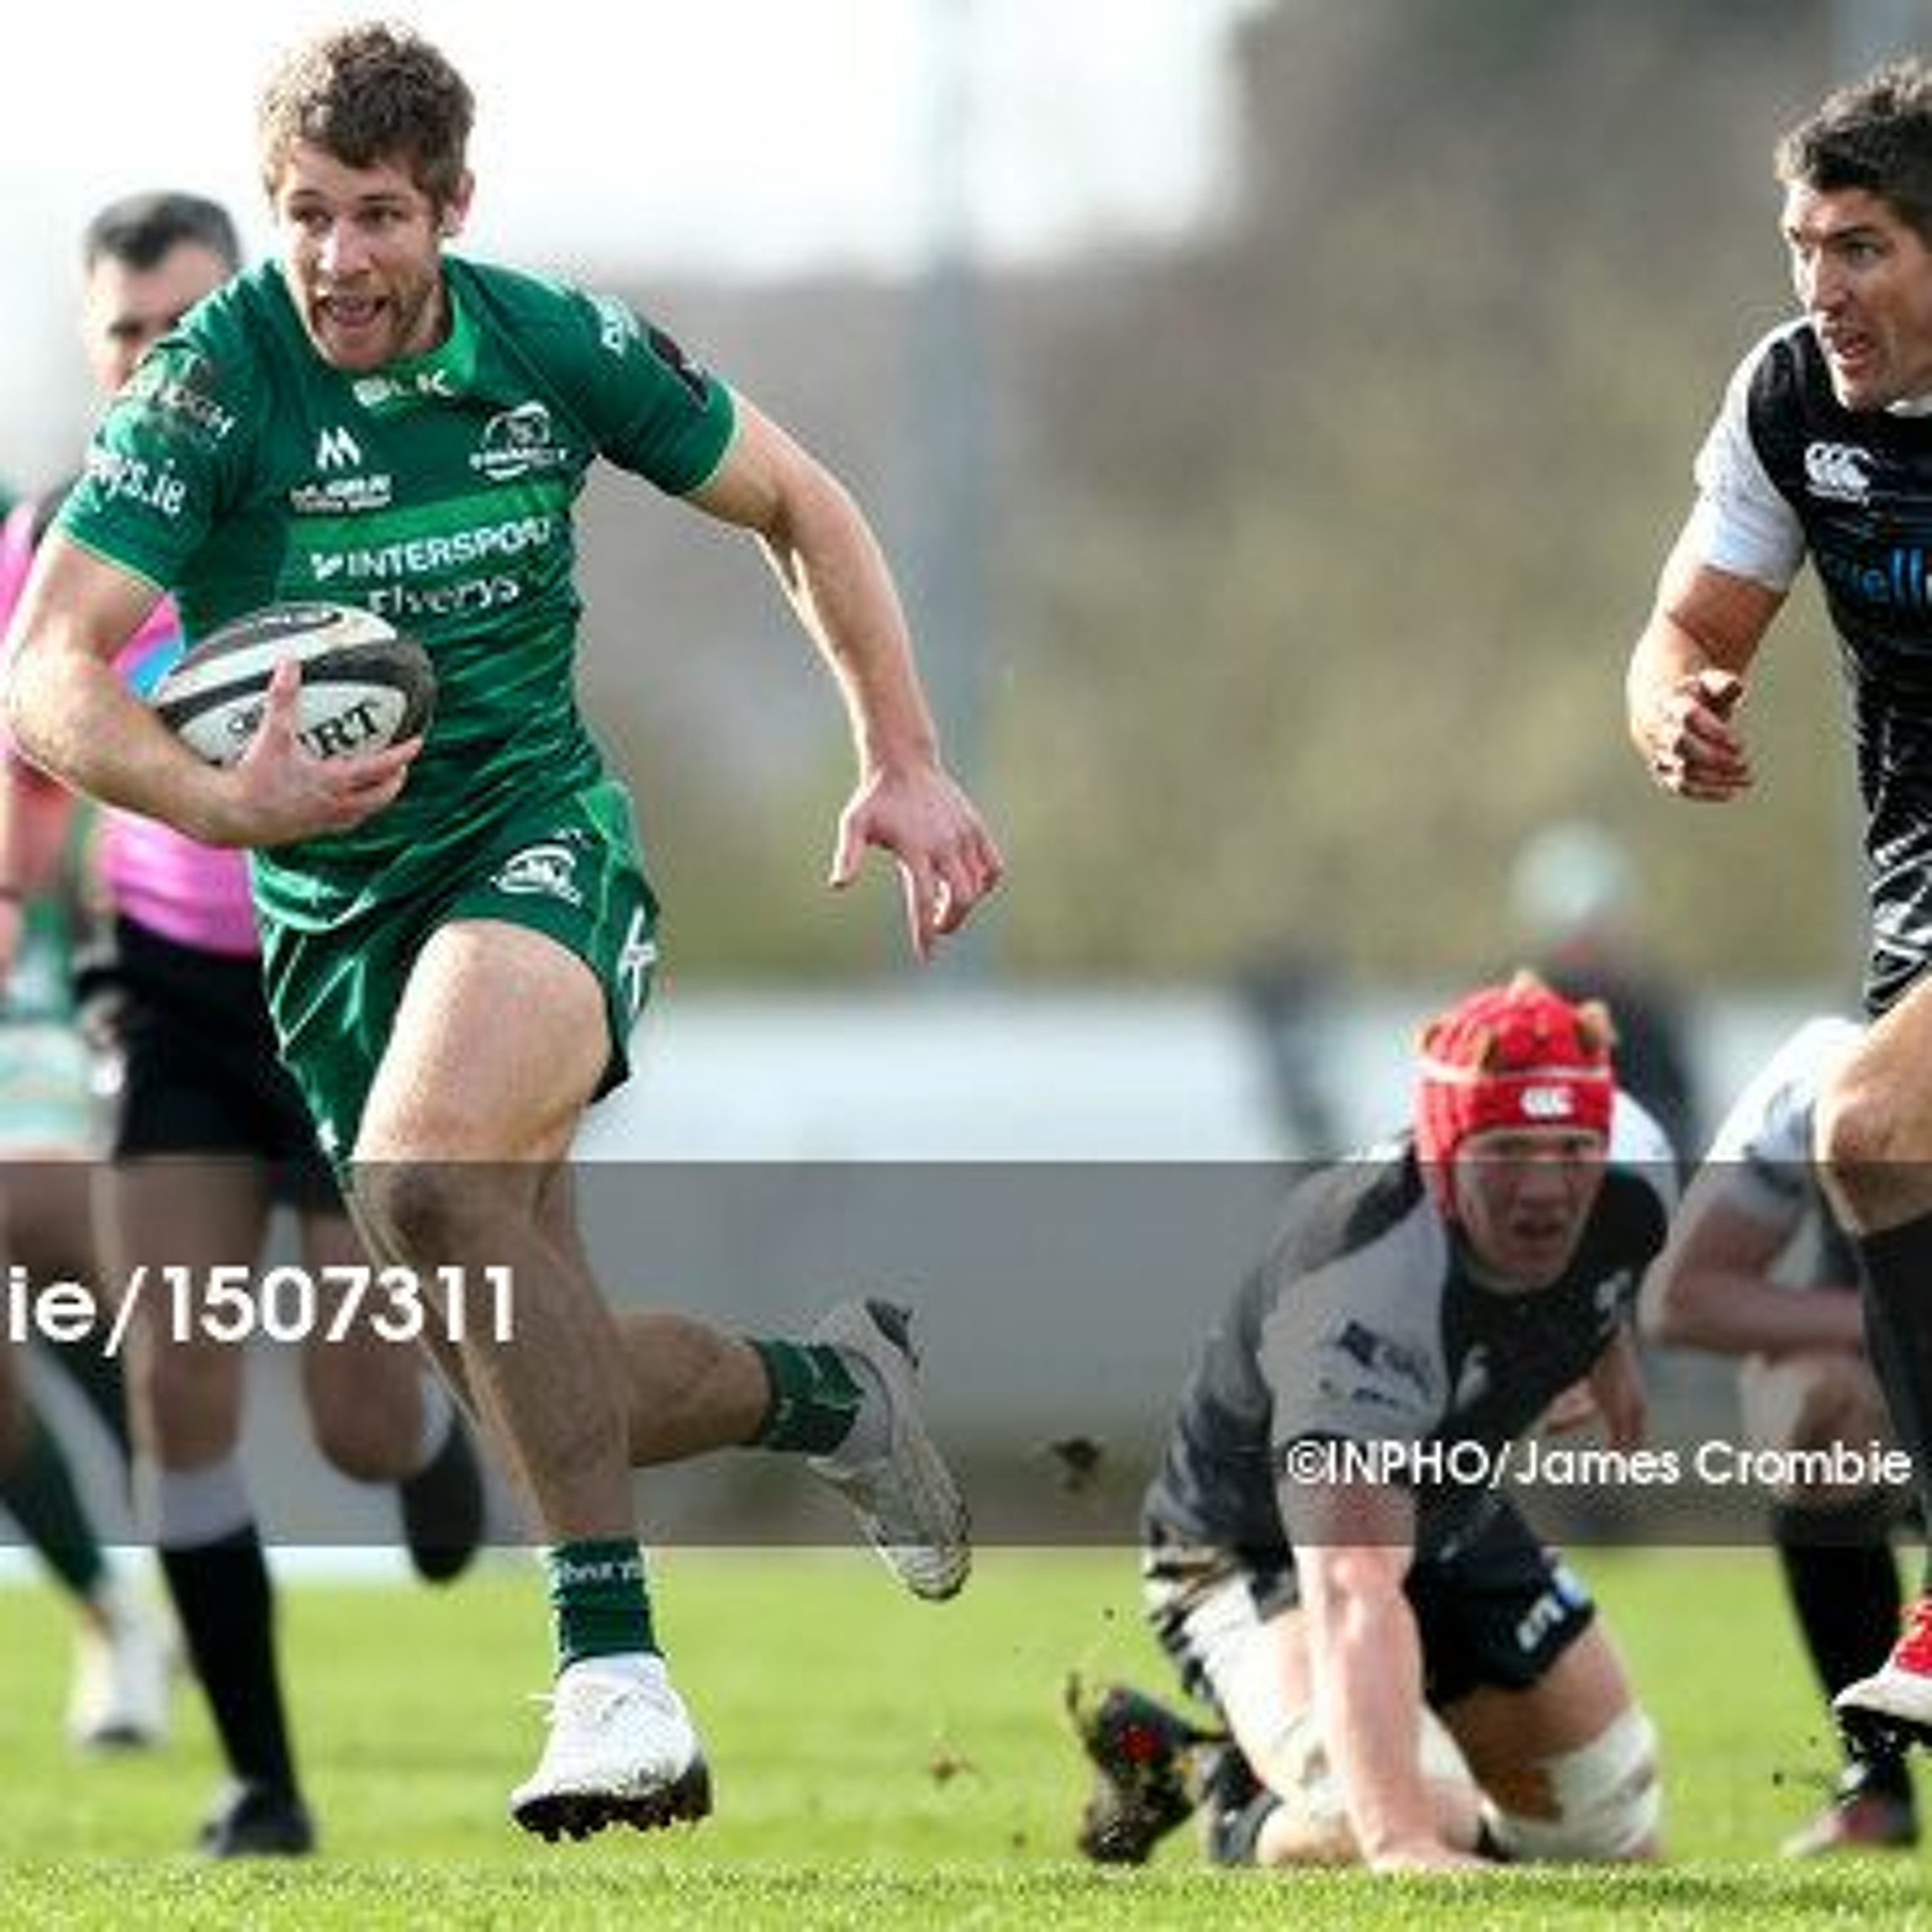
[{"xmin": 152, "ymin": 601, "xmax": 435, "ymax": 766}]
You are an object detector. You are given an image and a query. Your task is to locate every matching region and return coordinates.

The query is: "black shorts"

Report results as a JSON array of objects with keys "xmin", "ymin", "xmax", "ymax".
[
  {"xmin": 1144, "ymin": 1497, "xmax": 1596, "ymax": 1711},
  {"xmin": 77, "ymin": 914, "xmax": 339, "ymax": 1210}
]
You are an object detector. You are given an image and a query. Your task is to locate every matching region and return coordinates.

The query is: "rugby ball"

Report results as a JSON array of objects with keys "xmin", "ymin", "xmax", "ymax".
[{"xmin": 152, "ymin": 602, "xmax": 435, "ymax": 767}]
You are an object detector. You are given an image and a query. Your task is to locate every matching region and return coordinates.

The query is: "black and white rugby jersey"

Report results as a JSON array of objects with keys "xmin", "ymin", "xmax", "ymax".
[{"xmin": 1694, "ymin": 319, "xmax": 1932, "ymax": 1013}]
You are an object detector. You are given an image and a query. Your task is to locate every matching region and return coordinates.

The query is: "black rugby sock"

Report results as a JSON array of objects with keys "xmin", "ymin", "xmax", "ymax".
[
  {"xmin": 1855, "ymin": 1213, "xmax": 1932, "ymax": 1584},
  {"xmin": 160, "ymin": 1526, "xmax": 300, "ymax": 1797},
  {"xmin": 1772, "ymin": 1501, "xmax": 1904, "ymax": 1698}
]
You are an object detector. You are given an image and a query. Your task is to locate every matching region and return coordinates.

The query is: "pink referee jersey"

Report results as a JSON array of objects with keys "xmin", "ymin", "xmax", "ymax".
[{"xmin": 0, "ymin": 501, "xmax": 258, "ymax": 956}]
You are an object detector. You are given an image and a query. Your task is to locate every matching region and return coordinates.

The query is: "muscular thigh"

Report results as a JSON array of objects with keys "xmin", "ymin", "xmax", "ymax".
[
  {"xmin": 359, "ymin": 921, "xmax": 609, "ymax": 1163},
  {"xmin": 1818, "ymin": 976, "xmax": 1932, "ymax": 1224}
]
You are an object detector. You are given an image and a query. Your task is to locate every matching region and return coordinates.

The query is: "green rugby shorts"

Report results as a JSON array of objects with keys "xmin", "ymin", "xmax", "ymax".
[{"xmin": 262, "ymin": 777, "xmax": 659, "ymax": 1165}]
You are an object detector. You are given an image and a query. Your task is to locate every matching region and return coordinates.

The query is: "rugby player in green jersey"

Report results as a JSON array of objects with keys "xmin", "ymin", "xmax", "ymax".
[{"xmin": 4, "ymin": 20, "xmax": 1003, "ymax": 1843}]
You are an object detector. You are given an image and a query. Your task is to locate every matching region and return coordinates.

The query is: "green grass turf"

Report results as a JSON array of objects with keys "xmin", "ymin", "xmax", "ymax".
[{"xmin": 6, "ymin": 1547, "xmax": 1932, "ymax": 1926}]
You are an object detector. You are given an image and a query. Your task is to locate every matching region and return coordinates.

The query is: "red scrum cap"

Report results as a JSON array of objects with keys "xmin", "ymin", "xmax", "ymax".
[{"xmin": 1414, "ymin": 971, "xmax": 1616, "ymax": 1199}]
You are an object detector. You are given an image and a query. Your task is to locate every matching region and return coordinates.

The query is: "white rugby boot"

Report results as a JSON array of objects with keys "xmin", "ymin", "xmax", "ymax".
[
  {"xmin": 509, "ymin": 1656, "xmax": 712, "ymax": 1842},
  {"xmin": 807, "ymin": 1298, "xmax": 971, "ymax": 1602},
  {"xmin": 1835, "ymin": 1597, "xmax": 1932, "ymax": 1754}
]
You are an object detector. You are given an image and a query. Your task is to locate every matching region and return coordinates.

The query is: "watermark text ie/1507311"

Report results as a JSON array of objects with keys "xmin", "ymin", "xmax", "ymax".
[{"xmin": 1, "ymin": 1262, "xmax": 516, "ymax": 1353}]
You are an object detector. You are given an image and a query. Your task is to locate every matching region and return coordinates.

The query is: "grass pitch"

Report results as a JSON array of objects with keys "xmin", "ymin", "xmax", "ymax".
[{"xmin": 6, "ymin": 1546, "xmax": 1932, "ymax": 1927}]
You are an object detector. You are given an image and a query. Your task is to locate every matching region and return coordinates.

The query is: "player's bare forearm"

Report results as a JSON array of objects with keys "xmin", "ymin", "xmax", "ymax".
[
  {"xmin": 1645, "ymin": 1264, "xmax": 1863, "ymax": 1355},
  {"xmin": 8, "ymin": 620, "xmax": 225, "ymax": 838},
  {"xmin": 1284, "ymin": 1482, "xmax": 1454, "ymax": 1864},
  {"xmin": 8, "ymin": 591, "xmax": 415, "ymax": 851},
  {"xmin": 759, "ymin": 464, "xmax": 936, "ymax": 768},
  {"xmin": 1300, "ymin": 1541, "xmax": 1445, "ymax": 1864},
  {"xmin": 787, "ymin": 550, "xmax": 933, "ymax": 772},
  {"xmin": 1626, "ymin": 538, "xmax": 1780, "ymax": 802},
  {"xmin": 765, "ymin": 486, "xmax": 1005, "ymax": 947},
  {"xmin": 1640, "ymin": 1195, "xmax": 1865, "ymax": 1356}
]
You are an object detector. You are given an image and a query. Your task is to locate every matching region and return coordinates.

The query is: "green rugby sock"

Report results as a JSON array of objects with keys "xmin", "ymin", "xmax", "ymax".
[
  {"xmin": 746, "ymin": 1338, "xmax": 863, "ymax": 1455},
  {"xmin": 546, "ymin": 1539, "xmax": 658, "ymax": 1671},
  {"xmin": 0, "ymin": 1412, "xmax": 106, "ymax": 1600}
]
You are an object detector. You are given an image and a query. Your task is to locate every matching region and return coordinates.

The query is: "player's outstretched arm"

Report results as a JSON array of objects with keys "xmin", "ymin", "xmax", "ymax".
[{"xmin": 688, "ymin": 395, "xmax": 1004, "ymax": 959}]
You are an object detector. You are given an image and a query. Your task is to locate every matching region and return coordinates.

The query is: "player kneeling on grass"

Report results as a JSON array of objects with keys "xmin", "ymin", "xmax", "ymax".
[{"xmin": 1072, "ymin": 974, "xmax": 1672, "ymax": 1873}]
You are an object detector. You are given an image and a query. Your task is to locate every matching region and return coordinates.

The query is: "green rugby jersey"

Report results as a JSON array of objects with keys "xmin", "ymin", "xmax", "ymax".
[{"xmin": 57, "ymin": 257, "xmax": 737, "ymax": 932}]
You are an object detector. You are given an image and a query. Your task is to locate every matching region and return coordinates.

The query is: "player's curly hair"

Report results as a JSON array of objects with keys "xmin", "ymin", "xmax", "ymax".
[
  {"xmin": 1777, "ymin": 57, "xmax": 1932, "ymax": 242},
  {"xmin": 257, "ymin": 19, "xmax": 475, "ymax": 212}
]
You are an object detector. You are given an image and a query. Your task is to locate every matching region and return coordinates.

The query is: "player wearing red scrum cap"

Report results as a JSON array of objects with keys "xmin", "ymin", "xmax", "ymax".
[{"xmin": 1068, "ymin": 972, "xmax": 1678, "ymax": 1874}]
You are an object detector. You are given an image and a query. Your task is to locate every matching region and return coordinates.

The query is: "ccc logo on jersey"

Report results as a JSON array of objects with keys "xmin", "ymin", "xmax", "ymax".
[{"xmin": 1804, "ymin": 440, "xmax": 1873, "ymax": 505}]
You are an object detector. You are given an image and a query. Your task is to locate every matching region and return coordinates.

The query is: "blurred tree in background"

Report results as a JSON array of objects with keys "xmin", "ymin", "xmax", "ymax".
[{"xmin": 578, "ymin": 0, "xmax": 1871, "ymax": 991}]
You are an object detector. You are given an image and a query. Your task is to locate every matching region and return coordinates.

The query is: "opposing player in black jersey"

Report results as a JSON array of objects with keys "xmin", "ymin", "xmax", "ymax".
[
  {"xmin": 1627, "ymin": 59, "xmax": 1932, "ymax": 1749},
  {"xmin": 1071, "ymin": 974, "xmax": 1672, "ymax": 1873}
]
